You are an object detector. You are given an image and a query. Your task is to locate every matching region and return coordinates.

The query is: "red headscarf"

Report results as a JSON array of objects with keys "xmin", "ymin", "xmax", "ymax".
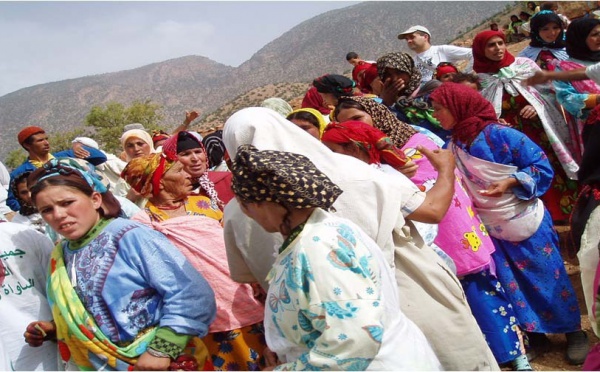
[
  {"xmin": 301, "ymin": 86, "xmax": 330, "ymax": 115},
  {"xmin": 430, "ymin": 82, "xmax": 499, "ymax": 146},
  {"xmin": 472, "ymin": 30, "xmax": 516, "ymax": 73},
  {"xmin": 321, "ymin": 121, "xmax": 408, "ymax": 169},
  {"xmin": 361, "ymin": 64, "xmax": 379, "ymax": 90}
]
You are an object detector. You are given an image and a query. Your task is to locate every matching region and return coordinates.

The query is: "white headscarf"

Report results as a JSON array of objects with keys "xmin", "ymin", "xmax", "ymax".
[
  {"xmin": 120, "ymin": 129, "xmax": 156, "ymax": 162},
  {"xmin": 222, "ymin": 107, "xmax": 498, "ymax": 371}
]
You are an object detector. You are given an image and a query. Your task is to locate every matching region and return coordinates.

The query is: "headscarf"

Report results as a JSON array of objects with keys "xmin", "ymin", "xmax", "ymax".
[
  {"xmin": 151, "ymin": 130, "xmax": 170, "ymax": 147},
  {"xmin": 202, "ymin": 131, "xmax": 226, "ymax": 168},
  {"xmin": 566, "ymin": 18, "xmax": 600, "ymax": 62},
  {"xmin": 161, "ymin": 130, "xmax": 223, "ymax": 208},
  {"xmin": 260, "ymin": 97, "xmax": 293, "ymax": 118},
  {"xmin": 231, "ymin": 144, "xmax": 342, "ymax": 210},
  {"xmin": 430, "ymin": 82, "xmax": 499, "ymax": 146},
  {"xmin": 321, "ymin": 121, "xmax": 409, "ymax": 169},
  {"xmin": 120, "ymin": 129, "xmax": 156, "ymax": 161},
  {"xmin": 376, "ymin": 52, "xmax": 421, "ymax": 97},
  {"xmin": 362, "ymin": 63, "xmax": 379, "ymax": 91},
  {"xmin": 312, "ymin": 74, "xmax": 355, "ymax": 98},
  {"xmin": 287, "ymin": 108, "xmax": 327, "ymax": 138},
  {"xmin": 17, "ymin": 126, "xmax": 45, "ymax": 146},
  {"xmin": 336, "ymin": 96, "xmax": 417, "ymax": 148},
  {"xmin": 529, "ymin": 10, "xmax": 566, "ymax": 48},
  {"xmin": 434, "ymin": 63, "xmax": 459, "ymax": 80},
  {"xmin": 301, "ymin": 86, "xmax": 330, "ymax": 115},
  {"xmin": 472, "ymin": 30, "xmax": 516, "ymax": 74},
  {"xmin": 121, "ymin": 153, "xmax": 175, "ymax": 198}
]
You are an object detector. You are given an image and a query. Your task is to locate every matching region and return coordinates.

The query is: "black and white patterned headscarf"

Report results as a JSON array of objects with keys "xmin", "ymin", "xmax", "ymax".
[
  {"xmin": 377, "ymin": 52, "xmax": 422, "ymax": 98},
  {"xmin": 231, "ymin": 144, "xmax": 342, "ymax": 209}
]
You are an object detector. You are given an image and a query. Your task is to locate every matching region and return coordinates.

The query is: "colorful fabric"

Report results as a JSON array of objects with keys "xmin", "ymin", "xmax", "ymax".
[
  {"xmin": 131, "ymin": 211, "xmax": 264, "ymax": 333},
  {"xmin": 566, "ymin": 18, "xmax": 600, "ymax": 62},
  {"xmin": 434, "ymin": 63, "xmax": 459, "ymax": 79},
  {"xmin": 337, "ymin": 96, "xmax": 416, "ymax": 148},
  {"xmin": 202, "ymin": 131, "xmax": 226, "ymax": 169},
  {"xmin": 402, "ymin": 133, "xmax": 496, "ymax": 276},
  {"xmin": 453, "ymin": 124, "xmax": 581, "ymax": 333},
  {"xmin": 144, "ymin": 195, "xmax": 222, "ymax": 223},
  {"xmin": 301, "ymin": 86, "xmax": 330, "ymax": 115},
  {"xmin": 376, "ymin": 52, "xmax": 421, "ymax": 97},
  {"xmin": 47, "ymin": 218, "xmax": 216, "ymax": 370},
  {"xmin": 472, "ymin": 31, "xmax": 516, "ymax": 74},
  {"xmin": 461, "ymin": 269, "xmax": 522, "ymax": 364},
  {"xmin": 321, "ymin": 121, "xmax": 409, "ymax": 168},
  {"xmin": 204, "ymin": 323, "xmax": 266, "ymax": 371},
  {"xmin": 430, "ymin": 82, "xmax": 499, "ymax": 147},
  {"xmin": 265, "ymin": 208, "xmax": 440, "ymax": 370},
  {"xmin": 121, "ymin": 152, "xmax": 174, "ymax": 197},
  {"xmin": 17, "ymin": 126, "xmax": 45, "ymax": 146},
  {"xmin": 312, "ymin": 74, "xmax": 355, "ymax": 96},
  {"xmin": 231, "ymin": 144, "xmax": 342, "ymax": 209},
  {"xmin": 151, "ymin": 130, "xmax": 170, "ymax": 146}
]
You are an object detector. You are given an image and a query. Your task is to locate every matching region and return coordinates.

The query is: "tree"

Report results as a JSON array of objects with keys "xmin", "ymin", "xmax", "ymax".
[
  {"xmin": 84, "ymin": 100, "xmax": 165, "ymax": 154},
  {"xmin": 48, "ymin": 128, "xmax": 86, "ymax": 153},
  {"xmin": 4, "ymin": 149, "xmax": 27, "ymax": 170}
]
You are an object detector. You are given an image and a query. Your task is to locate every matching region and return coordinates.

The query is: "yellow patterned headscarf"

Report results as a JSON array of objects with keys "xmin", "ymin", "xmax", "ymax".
[
  {"xmin": 121, "ymin": 153, "xmax": 175, "ymax": 197},
  {"xmin": 287, "ymin": 108, "xmax": 328, "ymax": 138}
]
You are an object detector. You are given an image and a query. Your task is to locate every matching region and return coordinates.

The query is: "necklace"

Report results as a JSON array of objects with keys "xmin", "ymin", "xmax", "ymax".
[{"xmin": 154, "ymin": 201, "xmax": 185, "ymax": 211}]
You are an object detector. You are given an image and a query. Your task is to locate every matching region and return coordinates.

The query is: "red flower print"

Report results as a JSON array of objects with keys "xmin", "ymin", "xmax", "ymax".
[{"xmin": 58, "ymin": 341, "xmax": 71, "ymax": 361}]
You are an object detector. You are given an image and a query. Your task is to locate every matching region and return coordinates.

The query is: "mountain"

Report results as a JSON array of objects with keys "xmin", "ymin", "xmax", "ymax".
[{"xmin": 0, "ymin": 1, "xmax": 512, "ymax": 158}]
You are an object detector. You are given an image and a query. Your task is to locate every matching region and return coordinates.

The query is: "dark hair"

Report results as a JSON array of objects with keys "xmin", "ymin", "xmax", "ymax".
[
  {"xmin": 28, "ymin": 166, "xmax": 121, "ymax": 219},
  {"xmin": 540, "ymin": 2, "xmax": 558, "ymax": 11},
  {"xmin": 490, "ymin": 23, "xmax": 499, "ymax": 30},
  {"xmin": 519, "ymin": 11, "xmax": 531, "ymax": 20},
  {"xmin": 286, "ymin": 111, "xmax": 321, "ymax": 130},
  {"xmin": 451, "ymin": 72, "xmax": 482, "ymax": 91},
  {"xmin": 333, "ymin": 99, "xmax": 367, "ymax": 121},
  {"xmin": 510, "ymin": 15, "xmax": 519, "ymax": 21},
  {"xmin": 346, "ymin": 52, "xmax": 359, "ymax": 61},
  {"xmin": 527, "ymin": 1, "xmax": 537, "ymax": 10}
]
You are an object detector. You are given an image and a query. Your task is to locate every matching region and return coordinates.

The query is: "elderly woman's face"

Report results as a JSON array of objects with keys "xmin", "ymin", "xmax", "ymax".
[
  {"xmin": 178, "ymin": 148, "xmax": 208, "ymax": 178},
  {"xmin": 238, "ymin": 198, "xmax": 287, "ymax": 234},
  {"xmin": 34, "ymin": 185, "xmax": 102, "ymax": 241},
  {"xmin": 161, "ymin": 162, "xmax": 194, "ymax": 198},
  {"xmin": 125, "ymin": 137, "xmax": 151, "ymax": 160}
]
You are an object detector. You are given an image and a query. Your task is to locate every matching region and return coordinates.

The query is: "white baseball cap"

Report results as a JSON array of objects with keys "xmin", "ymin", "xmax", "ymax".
[{"xmin": 397, "ymin": 25, "xmax": 431, "ymax": 39}]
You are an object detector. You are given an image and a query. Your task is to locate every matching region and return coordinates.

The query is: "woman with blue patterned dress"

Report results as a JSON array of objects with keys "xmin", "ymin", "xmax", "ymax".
[
  {"xmin": 431, "ymin": 82, "xmax": 588, "ymax": 365},
  {"xmin": 229, "ymin": 144, "xmax": 440, "ymax": 371}
]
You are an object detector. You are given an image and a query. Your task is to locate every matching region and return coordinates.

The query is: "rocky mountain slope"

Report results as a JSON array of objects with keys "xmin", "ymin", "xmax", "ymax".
[{"xmin": 0, "ymin": 1, "xmax": 512, "ymax": 157}]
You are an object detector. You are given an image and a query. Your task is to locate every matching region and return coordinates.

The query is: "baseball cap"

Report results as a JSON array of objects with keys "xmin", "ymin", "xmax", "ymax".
[{"xmin": 397, "ymin": 25, "xmax": 431, "ymax": 39}]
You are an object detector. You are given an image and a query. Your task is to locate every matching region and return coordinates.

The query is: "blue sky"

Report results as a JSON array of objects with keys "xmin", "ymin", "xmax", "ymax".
[{"xmin": 0, "ymin": 1, "xmax": 358, "ymax": 96}]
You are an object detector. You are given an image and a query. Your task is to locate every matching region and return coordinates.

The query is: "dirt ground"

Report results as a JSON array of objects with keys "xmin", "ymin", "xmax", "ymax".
[{"xmin": 517, "ymin": 227, "xmax": 599, "ymax": 371}]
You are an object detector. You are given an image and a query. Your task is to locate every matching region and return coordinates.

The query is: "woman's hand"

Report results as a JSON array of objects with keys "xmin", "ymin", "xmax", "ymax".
[
  {"xmin": 417, "ymin": 146, "xmax": 455, "ymax": 175},
  {"xmin": 263, "ymin": 346, "xmax": 280, "ymax": 370},
  {"xmin": 72, "ymin": 142, "xmax": 91, "ymax": 159},
  {"xmin": 184, "ymin": 110, "xmax": 200, "ymax": 126},
  {"xmin": 478, "ymin": 177, "xmax": 519, "ymax": 197},
  {"xmin": 379, "ymin": 77, "xmax": 405, "ymax": 107},
  {"xmin": 134, "ymin": 351, "xmax": 171, "ymax": 371},
  {"xmin": 24, "ymin": 321, "xmax": 56, "ymax": 347},
  {"xmin": 519, "ymin": 105, "xmax": 538, "ymax": 119},
  {"xmin": 397, "ymin": 160, "xmax": 419, "ymax": 178}
]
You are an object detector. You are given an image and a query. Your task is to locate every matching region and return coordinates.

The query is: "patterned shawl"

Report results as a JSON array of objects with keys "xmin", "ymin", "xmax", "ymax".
[
  {"xmin": 376, "ymin": 52, "xmax": 421, "ymax": 97},
  {"xmin": 336, "ymin": 96, "xmax": 417, "ymax": 148},
  {"xmin": 121, "ymin": 153, "xmax": 175, "ymax": 198},
  {"xmin": 231, "ymin": 144, "xmax": 342, "ymax": 209}
]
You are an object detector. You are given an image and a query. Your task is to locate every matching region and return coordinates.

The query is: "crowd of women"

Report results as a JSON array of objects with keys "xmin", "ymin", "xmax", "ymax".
[{"xmin": 2, "ymin": 3, "xmax": 600, "ymax": 371}]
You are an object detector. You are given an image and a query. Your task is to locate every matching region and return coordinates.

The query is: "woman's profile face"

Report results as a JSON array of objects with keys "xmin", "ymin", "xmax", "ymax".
[
  {"xmin": 125, "ymin": 137, "xmax": 151, "ymax": 160},
  {"xmin": 289, "ymin": 119, "xmax": 320, "ymax": 139},
  {"xmin": 586, "ymin": 25, "xmax": 600, "ymax": 53},
  {"xmin": 335, "ymin": 107, "xmax": 374, "ymax": 126},
  {"xmin": 538, "ymin": 22, "xmax": 561, "ymax": 43},
  {"xmin": 323, "ymin": 141, "xmax": 369, "ymax": 164},
  {"xmin": 160, "ymin": 162, "xmax": 194, "ymax": 198},
  {"xmin": 238, "ymin": 199, "xmax": 286, "ymax": 234},
  {"xmin": 178, "ymin": 148, "xmax": 208, "ymax": 178},
  {"xmin": 432, "ymin": 101, "xmax": 457, "ymax": 130},
  {"xmin": 34, "ymin": 185, "xmax": 102, "ymax": 241}
]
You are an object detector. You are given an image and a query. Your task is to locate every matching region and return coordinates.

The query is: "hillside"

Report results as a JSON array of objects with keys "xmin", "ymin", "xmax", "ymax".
[{"xmin": 0, "ymin": 1, "xmax": 512, "ymax": 158}]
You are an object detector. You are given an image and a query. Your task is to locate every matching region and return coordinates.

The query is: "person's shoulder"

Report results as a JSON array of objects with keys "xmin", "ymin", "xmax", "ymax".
[{"xmin": 10, "ymin": 160, "xmax": 34, "ymax": 176}]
